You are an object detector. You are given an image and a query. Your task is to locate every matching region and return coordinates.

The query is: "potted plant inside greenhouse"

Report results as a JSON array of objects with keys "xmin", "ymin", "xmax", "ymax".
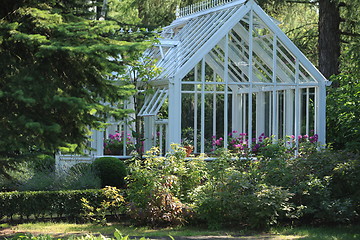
[
  {"xmin": 104, "ymin": 132, "xmax": 136, "ymax": 156},
  {"xmin": 182, "ymin": 138, "xmax": 194, "ymax": 157}
]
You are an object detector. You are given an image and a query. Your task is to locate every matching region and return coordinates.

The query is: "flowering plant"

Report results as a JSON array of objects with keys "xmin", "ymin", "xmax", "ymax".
[
  {"xmin": 212, "ymin": 131, "xmax": 267, "ymax": 157},
  {"xmin": 212, "ymin": 131, "xmax": 319, "ymax": 158},
  {"xmin": 104, "ymin": 132, "xmax": 136, "ymax": 155}
]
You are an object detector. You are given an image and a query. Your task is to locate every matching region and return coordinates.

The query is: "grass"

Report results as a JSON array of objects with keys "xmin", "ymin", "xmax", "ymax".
[
  {"xmin": 273, "ymin": 225, "xmax": 360, "ymax": 240},
  {"xmin": 4, "ymin": 222, "xmax": 236, "ymax": 237},
  {"xmin": 2, "ymin": 222, "xmax": 360, "ymax": 240}
]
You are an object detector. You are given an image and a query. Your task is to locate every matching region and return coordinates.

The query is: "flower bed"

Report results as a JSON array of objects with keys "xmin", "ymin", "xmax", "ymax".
[
  {"xmin": 212, "ymin": 131, "xmax": 319, "ymax": 158},
  {"xmin": 104, "ymin": 132, "xmax": 136, "ymax": 155}
]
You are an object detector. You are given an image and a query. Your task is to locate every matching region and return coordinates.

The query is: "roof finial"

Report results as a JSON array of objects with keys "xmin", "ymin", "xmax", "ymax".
[{"xmin": 175, "ymin": 5, "xmax": 180, "ymax": 18}]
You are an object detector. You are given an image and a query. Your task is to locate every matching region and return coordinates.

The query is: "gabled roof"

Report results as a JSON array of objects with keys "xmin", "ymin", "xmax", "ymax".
[{"xmin": 145, "ymin": 0, "xmax": 330, "ymax": 86}]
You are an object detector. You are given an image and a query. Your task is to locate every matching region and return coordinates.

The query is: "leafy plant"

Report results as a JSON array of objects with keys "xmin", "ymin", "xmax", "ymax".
[
  {"xmin": 61, "ymin": 163, "xmax": 101, "ymax": 190},
  {"xmin": 285, "ymin": 150, "xmax": 360, "ymax": 224},
  {"xmin": 8, "ymin": 229, "xmax": 148, "ymax": 240},
  {"xmin": 327, "ymin": 73, "xmax": 360, "ymax": 151},
  {"xmin": 212, "ymin": 132, "xmax": 319, "ymax": 158},
  {"xmin": 126, "ymin": 145, "xmax": 204, "ymax": 226},
  {"xmin": 0, "ymin": 189, "xmax": 105, "ymax": 221},
  {"xmin": 92, "ymin": 157, "xmax": 128, "ymax": 188},
  {"xmin": 82, "ymin": 186, "xmax": 125, "ymax": 225},
  {"xmin": 190, "ymin": 156, "xmax": 292, "ymax": 230}
]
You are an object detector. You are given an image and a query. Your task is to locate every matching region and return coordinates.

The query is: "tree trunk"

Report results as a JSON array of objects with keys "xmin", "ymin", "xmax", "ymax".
[{"xmin": 318, "ymin": 0, "xmax": 341, "ymax": 83}]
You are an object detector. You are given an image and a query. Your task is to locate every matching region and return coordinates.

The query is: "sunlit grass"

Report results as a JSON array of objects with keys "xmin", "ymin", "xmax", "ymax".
[
  {"xmin": 11, "ymin": 222, "xmax": 235, "ymax": 237},
  {"xmin": 273, "ymin": 225, "xmax": 360, "ymax": 240},
  {"xmin": 6, "ymin": 222, "xmax": 360, "ymax": 240},
  {"xmin": 0, "ymin": 223, "xmax": 11, "ymax": 229}
]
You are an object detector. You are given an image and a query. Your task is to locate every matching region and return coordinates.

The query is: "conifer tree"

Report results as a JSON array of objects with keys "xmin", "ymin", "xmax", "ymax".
[{"xmin": 0, "ymin": 0, "xmax": 151, "ymax": 172}]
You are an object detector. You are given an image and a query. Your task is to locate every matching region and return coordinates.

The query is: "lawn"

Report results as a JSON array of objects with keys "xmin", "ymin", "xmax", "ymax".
[{"xmin": 1, "ymin": 222, "xmax": 360, "ymax": 240}]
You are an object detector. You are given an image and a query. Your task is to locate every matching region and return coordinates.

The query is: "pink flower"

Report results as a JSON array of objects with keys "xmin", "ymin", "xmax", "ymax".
[
  {"xmin": 310, "ymin": 134, "xmax": 318, "ymax": 143},
  {"xmin": 234, "ymin": 144, "xmax": 244, "ymax": 150}
]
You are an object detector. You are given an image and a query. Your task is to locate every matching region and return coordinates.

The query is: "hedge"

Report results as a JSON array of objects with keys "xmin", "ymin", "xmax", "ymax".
[{"xmin": 0, "ymin": 189, "xmax": 105, "ymax": 221}]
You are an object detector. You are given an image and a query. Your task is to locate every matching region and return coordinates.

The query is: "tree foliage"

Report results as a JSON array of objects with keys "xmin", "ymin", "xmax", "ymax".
[
  {"xmin": 0, "ymin": 0, "xmax": 151, "ymax": 172},
  {"xmin": 107, "ymin": 0, "xmax": 204, "ymax": 27},
  {"xmin": 259, "ymin": 0, "xmax": 360, "ymax": 81},
  {"xmin": 258, "ymin": 0, "xmax": 360, "ymax": 149}
]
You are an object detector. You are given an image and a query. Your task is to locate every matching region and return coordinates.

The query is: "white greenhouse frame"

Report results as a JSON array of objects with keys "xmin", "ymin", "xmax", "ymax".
[
  {"xmin": 56, "ymin": 0, "xmax": 331, "ymax": 171},
  {"xmin": 140, "ymin": 0, "xmax": 331, "ymax": 154}
]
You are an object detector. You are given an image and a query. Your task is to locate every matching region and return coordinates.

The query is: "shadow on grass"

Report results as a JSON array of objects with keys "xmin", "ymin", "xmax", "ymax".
[
  {"xmin": 278, "ymin": 225, "xmax": 360, "ymax": 240},
  {"xmin": 2, "ymin": 222, "xmax": 360, "ymax": 240}
]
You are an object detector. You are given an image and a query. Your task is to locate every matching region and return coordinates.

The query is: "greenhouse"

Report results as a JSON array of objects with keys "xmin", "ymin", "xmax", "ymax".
[
  {"xmin": 139, "ymin": 0, "xmax": 331, "ymax": 154},
  {"xmin": 56, "ymin": 0, "xmax": 331, "ymax": 170}
]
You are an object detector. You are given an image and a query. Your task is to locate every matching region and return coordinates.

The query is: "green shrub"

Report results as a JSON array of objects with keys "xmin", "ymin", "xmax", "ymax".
[
  {"xmin": 285, "ymin": 150, "xmax": 360, "ymax": 224},
  {"xmin": 61, "ymin": 163, "xmax": 101, "ymax": 190},
  {"xmin": 14, "ymin": 163, "xmax": 101, "ymax": 191},
  {"xmin": 0, "ymin": 154, "xmax": 54, "ymax": 191},
  {"xmin": 18, "ymin": 170, "xmax": 56, "ymax": 191},
  {"xmin": 190, "ymin": 156, "xmax": 292, "ymax": 230},
  {"xmin": 30, "ymin": 154, "xmax": 55, "ymax": 172},
  {"xmin": 126, "ymin": 145, "xmax": 202, "ymax": 227},
  {"xmin": 1, "ymin": 161, "xmax": 35, "ymax": 190},
  {"xmin": 0, "ymin": 189, "xmax": 104, "ymax": 221},
  {"xmin": 82, "ymin": 186, "xmax": 126, "ymax": 225},
  {"xmin": 327, "ymin": 73, "xmax": 360, "ymax": 151},
  {"xmin": 92, "ymin": 157, "xmax": 128, "ymax": 188},
  {"xmin": 128, "ymin": 186, "xmax": 192, "ymax": 227},
  {"xmin": 250, "ymin": 148, "xmax": 360, "ymax": 225}
]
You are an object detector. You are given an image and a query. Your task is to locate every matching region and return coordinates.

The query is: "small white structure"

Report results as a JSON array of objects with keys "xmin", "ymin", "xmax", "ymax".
[{"xmin": 56, "ymin": 0, "xmax": 331, "ymax": 170}]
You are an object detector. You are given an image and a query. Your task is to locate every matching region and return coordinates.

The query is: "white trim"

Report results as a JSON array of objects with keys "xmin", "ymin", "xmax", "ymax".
[
  {"xmin": 138, "ymin": 88, "xmax": 168, "ymax": 116},
  {"xmin": 251, "ymin": 2, "xmax": 329, "ymax": 84},
  {"xmin": 176, "ymin": 4, "xmax": 250, "ymax": 81}
]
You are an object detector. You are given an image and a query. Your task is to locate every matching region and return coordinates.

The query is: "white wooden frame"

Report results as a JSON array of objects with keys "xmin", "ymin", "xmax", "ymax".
[
  {"xmin": 57, "ymin": 0, "xmax": 331, "ymax": 170},
  {"xmin": 143, "ymin": 0, "xmax": 331, "ymax": 154}
]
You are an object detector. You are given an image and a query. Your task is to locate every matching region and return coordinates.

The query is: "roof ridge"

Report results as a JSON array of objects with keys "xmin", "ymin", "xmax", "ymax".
[{"xmin": 176, "ymin": 0, "xmax": 246, "ymax": 20}]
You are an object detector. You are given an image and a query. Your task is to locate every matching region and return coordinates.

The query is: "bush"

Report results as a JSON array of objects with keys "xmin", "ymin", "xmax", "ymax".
[
  {"xmin": 0, "ymin": 189, "xmax": 104, "ymax": 221},
  {"xmin": 30, "ymin": 154, "xmax": 55, "ymax": 172},
  {"xmin": 92, "ymin": 157, "xmax": 128, "ymax": 188},
  {"xmin": 18, "ymin": 170, "xmax": 56, "ymax": 191},
  {"xmin": 14, "ymin": 163, "xmax": 101, "ymax": 191},
  {"xmin": 81, "ymin": 186, "xmax": 126, "ymax": 225},
  {"xmin": 327, "ymin": 73, "xmax": 360, "ymax": 151},
  {"xmin": 284, "ymin": 150, "xmax": 360, "ymax": 224},
  {"xmin": 61, "ymin": 163, "xmax": 101, "ymax": 190},
  {"xmin": 0, "ymin": 161, "xmax": 35, "ymax": 191},
  {"xmin": 251, "ymin": 148, "xmax": 360, "ymax": 224},
  {"xmin": 126, "ymin": 145, "xmax": 203, "ymax": 227},
  {"xmin": 190, "ymin": 154, "xmax": 292, "ymax": 230}
]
